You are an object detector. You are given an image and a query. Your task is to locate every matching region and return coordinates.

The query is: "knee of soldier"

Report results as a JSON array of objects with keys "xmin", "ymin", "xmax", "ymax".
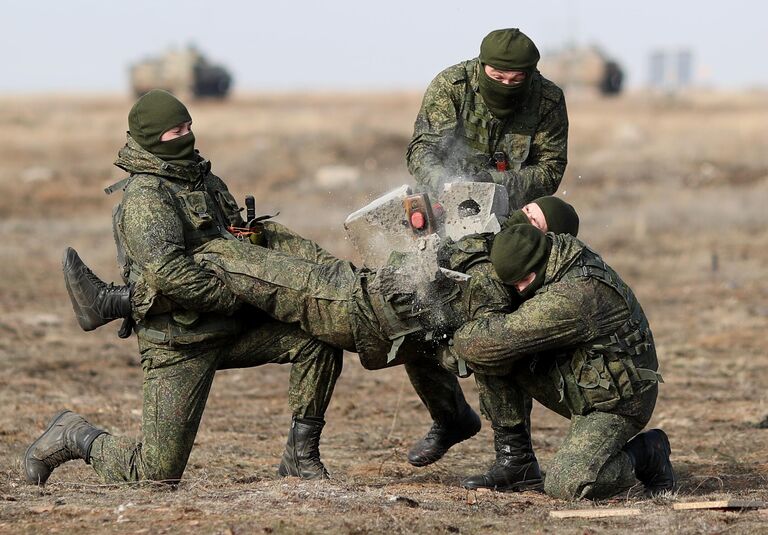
[
  {"xmin": 140, "ymin": 448, "xmax": 188, "ymax": 484},
  {"xmin": 544, "ymin": 461, "xmax": 594, "ymax": 501},
  {"xmin": 142, "ymin": 461, "xmax": 186, "ymax": 484}
]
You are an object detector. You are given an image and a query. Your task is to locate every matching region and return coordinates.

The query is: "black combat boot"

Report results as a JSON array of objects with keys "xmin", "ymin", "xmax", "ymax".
[
  {"xmin": 277, "ymin": 417, "xmax": 329, "ymax": 480},
  {"xmin": 407, "ymin": 405, "xmax": 481, "ymax": 467},
  {"xmin": 623, "ymin": 428, "xmax": 675, "ymax": 495},
  {"xmin": 461, "ymin": 424, "xmax": 543, "ymax": 492},
  {"xmin": 24, "ymin": 410, "xmax": 107, "ymax": 485},
  {"xmin": 62, "ymin": 247, "xmax": 132, "ymax": 331}
]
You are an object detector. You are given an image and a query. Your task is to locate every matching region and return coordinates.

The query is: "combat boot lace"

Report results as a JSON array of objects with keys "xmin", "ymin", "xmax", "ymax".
[
  {"xmin": 277, "ymin": 417, "xmax": 329, "ymax": 480},
  {"xmin": 24, "ymin": 410, "xmax": 107, "ymax": 485},
  {"xmin": 407, "ymin": 405, "xmax": 481, "ymax": 467},
  {"xmin": 623, "ymin": 428, "xmax": 675, "ymax": 495},
  {"xmin": 63, "ymin": 247, "xmax": 132, "ymax": 331},
  {"xmin": 461, "ymin": 424, "xmax": 544, "ymax": 492}
]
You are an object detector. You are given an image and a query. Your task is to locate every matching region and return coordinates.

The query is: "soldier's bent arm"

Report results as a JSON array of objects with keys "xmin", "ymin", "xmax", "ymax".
[
  {"xmin": 497, "ymin": 95, "xmax": 569, "ymax": 207},
  {"xmin": 452, "ymin": 280, "xmax": 591, "ymax": 367},
  {"xmin": 461, "ymin": 262, "xmax": 513, "ymax": 320},
  {"xmin": 121, "ymin": 184, "xmax": 240, "ymax": 314},
  {"xmin": 406, "ymin": 72, "xmax": 462, "ymax": 195}
]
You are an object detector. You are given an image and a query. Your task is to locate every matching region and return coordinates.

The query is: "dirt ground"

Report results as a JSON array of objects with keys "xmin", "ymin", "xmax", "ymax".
[{"xmin": 0, "ymin": 90, "xmax": 767, "ymax": 534}]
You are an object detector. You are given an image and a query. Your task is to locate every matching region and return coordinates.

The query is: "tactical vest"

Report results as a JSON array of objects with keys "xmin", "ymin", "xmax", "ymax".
[
  {"xmin": 542, "ymin": 247, "xmax": 663, "ymax": 415},
  {"xmin": 105, "ymin": 172, "xmax": 243, "ymax": 344},
  {"xmin": 107, "ymin": 173, "xmax": 239, "ymax": 285},
  {"xmin": 454, "ymin": 61, "xmax": 543, "ymax": 175}
]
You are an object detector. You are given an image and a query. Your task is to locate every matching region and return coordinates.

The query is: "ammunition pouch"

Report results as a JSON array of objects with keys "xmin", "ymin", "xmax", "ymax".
[{"xmin": 553, "ymin": 346, "xmax": 657, "ymax": 416}]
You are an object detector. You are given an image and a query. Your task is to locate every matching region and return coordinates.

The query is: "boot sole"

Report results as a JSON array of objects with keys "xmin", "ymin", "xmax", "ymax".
[
  {"xmin": 62, "ymin": 248, "xmax": 98, "ymax": 331},
  {"xmin": 23, "ymin": 410, "xmax": 72, "ymax": 485}
]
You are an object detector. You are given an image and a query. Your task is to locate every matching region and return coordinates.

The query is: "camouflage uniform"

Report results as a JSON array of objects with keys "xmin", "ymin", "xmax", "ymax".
[
  {"xmin": 406, "ymin": 57, "xmax": 568, "ymax": 434},
  {"xmin": 452, "ymin": 233, "xmax": 662, "ymax": 500},
  {"xmin": 190, "ymin": 235, "xmax": 510, "ymax": 372},
  {"xmin": 407, "ymin": 58, "xmax": 568, "ymax": 208},
  {"xmin": 89, "ymin": 136, "xmax": 342, "ymax": 483}
]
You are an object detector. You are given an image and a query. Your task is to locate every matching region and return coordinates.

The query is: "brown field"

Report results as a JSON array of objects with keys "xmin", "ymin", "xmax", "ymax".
[{"xmin": 0, "ymin": 90, "xmax": 767, "ymax": 534}]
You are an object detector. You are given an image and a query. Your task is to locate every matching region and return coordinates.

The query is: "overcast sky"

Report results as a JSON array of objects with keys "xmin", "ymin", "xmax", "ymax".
[{"xmin": 2, "ymin": 0, "xmax": 765, "ymax": 93}]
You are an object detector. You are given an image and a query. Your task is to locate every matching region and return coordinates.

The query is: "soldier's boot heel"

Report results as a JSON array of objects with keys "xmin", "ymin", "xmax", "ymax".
[
  {"xmin": 623, "ymin": 428, "xmax": 675, "ymax": 495},
  {"xmin": 24, "ymin": 410, "xmax": 107, "ymax": 485},
  {"xmin": 461, "ymin": 424, "xmax": 544, "ymax": 492},
  {"xmin": 62, "ymin": 247, "xmax": 132, "ymax": 331},
  {"xmin": 277, "ymin": 417, "xmax": 329, "ymax": 480}
]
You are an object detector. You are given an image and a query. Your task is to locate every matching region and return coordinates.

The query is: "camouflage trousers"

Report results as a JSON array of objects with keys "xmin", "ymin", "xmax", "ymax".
[
  {"xmin": 198, "ymin": 224, "xmax": 472, "ymax": 426},
  {"xmin": 89, "ymin": 320, "xmax": 342, "ymax": 483},
  {"xmin": 473, "ymin": 362, "xmax": 656, "ymax": 500}
]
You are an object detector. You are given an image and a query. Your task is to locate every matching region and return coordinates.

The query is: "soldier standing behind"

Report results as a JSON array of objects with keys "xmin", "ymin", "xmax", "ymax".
[
  {"xmin": 24, "ymin": 90, "xmax": 342, "ymax": 485},
  {"xmin": 407, "ymin": 28, "xmax": 568, "ymax": 206},
  {"xmin": 404, "ymin": 28, "xmax": 569, "ymax": 468}
]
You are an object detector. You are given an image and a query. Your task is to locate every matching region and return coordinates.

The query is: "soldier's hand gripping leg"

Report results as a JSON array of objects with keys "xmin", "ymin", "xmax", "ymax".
[
  {"xmin": 277, "ymin": 417, "xmax": 329, "ymax": 480},
  {"xmin": 62, "ymin": 247, "xmax": 131, "ymax": 331},
  {"xmin": 461, "ymin": 424, "xmax": 543, "ymax": 492},
  {"xmin": 622, "ymin": 428, "xmax": 675, "ymax": 495},
  {"xmin": 24, "ymin": 410, "xmax": 107, "ymax": 485}
]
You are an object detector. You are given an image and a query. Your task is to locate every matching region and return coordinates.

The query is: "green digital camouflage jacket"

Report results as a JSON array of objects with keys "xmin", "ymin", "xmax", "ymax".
[
  {"xmin": 113, "ymin": 136, "xmax": 245, "ymax": 343},
  {"xmin": 407, "ymin": 58, "xmax": 568, "ymax": 208},
  {"xmin": 453, "ymin": 233, "xmax": 660, "ymax": 416}
]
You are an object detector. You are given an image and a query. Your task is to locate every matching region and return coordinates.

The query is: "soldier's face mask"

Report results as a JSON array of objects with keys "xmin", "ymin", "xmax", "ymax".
[
  {"xmin": 154, "ymin": 124, "xmax": 196, "ymax": 163},
  {"xmin": 478, "ymin": 64, "xmax": 533, "ymax": 119}
]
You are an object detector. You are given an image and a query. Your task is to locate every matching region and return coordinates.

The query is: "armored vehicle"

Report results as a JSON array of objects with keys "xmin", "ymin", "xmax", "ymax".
[
  {"xmin": 538, "ymin": 45, "xmax": 624, "ymax": 96},
  {"xmin": 130, "ymin": 46, "xmax": 232, "ymax": 99}
]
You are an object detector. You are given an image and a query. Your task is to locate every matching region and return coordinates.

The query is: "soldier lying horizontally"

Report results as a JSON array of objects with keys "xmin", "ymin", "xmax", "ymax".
[{"xmin": 62, "ymin": 195, "xmax": 578, "ymax": 371}]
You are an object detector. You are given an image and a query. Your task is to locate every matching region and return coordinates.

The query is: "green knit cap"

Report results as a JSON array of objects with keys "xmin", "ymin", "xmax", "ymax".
[
  {"xmin": 479, "ymin": 28, "xmax": 540, "ymax": 71},
  {"xmin": 534, "ymin": 196, "xmax": 579, "ymax": 236},
  {"xmin": 128, "ymin": 89, "xmax": 193, "ymax": 160},
  {"xmin": 490, "ymin": 224, "xmax": 551, "ymax": 285}
]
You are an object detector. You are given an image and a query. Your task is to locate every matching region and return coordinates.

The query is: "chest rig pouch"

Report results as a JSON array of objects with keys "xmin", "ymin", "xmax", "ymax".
[
  {"xmin": 166, "ymin": 181, "xmax": 236, "ymax": 251},
  {"xmin": 456, "ymin": 65, "xmax": 543, "ymax": 175},
  {"xmin": 549, "ymin": 248, "xmax": 662, "ymax": 415}
]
